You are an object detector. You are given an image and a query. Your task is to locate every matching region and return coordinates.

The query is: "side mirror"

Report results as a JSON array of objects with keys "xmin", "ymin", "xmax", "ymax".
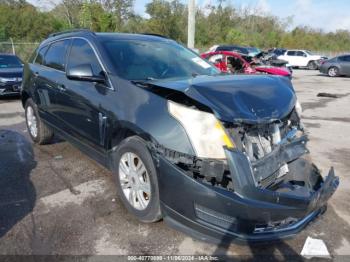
[{"xmin": 66, "ymin": 64, "xmax": 105, "ymax": 83}]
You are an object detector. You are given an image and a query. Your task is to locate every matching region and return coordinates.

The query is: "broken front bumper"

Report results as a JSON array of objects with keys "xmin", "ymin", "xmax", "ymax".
[{"xmin": 157, "ymin": 148, "xmax": 339, "ymax": 243}]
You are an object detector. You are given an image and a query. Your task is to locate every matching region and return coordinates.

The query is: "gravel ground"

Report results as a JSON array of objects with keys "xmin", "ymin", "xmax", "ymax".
[{"xmin": 0, "ymin": 70, "xmax": 349, "ymax": 260}]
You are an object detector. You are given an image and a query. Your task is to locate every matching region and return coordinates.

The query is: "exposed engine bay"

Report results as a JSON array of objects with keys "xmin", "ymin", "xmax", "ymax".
[
  {"xmin": 137, "ymin": 74, "xmax": 336, "ymax": 206},
  {"xmin": 153, "ymin": 105, "xmax": 325, "ymax": 199}
]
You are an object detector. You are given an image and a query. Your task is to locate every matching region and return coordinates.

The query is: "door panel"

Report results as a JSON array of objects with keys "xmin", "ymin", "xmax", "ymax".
[
  {"xmin": 32, "ymin": 40, "xmax": 71, "ymax": 128},
  {"xmin": 285, "ymin": 51, "xmax": 297, "ymax": 66},
  {"xmin": 35, "ymin": 66, "xmax": 68, "ymax": 128},
  {"xmin": 52, "ymin": 38, "xmax": 110, "ymax": 150},
  {"xmin": 339, "ymin": 56, "xmax": 350, "ymax": 75},
  {"xmin": 55, "ymin": 80, "xmax": 110, "ymax": 148},
  {"xmin": 295, "ymin": 51, "xmax": 307, "ymax": 66}
]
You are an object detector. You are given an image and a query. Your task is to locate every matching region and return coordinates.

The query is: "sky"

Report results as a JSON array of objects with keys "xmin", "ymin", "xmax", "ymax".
[{"xmin": 27, "ymin": 0, "xmax": 350, "ymax": 32}]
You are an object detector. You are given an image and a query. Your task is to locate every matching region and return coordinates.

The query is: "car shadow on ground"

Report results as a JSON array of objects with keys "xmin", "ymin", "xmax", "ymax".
[
  {"xmin": 0, "ymin": 95, "xmax": 21, "ymax": 104},
  {"xmin": 0, "ymin": 129, "xmax": 37, "ymax": 238},
  {"xmin": 211, "ymin": 227, "xmax": 302, "ymax": 261},
  {"xmin": 211, "ymin": 204, "xmax": 350, "ymax": 260}
]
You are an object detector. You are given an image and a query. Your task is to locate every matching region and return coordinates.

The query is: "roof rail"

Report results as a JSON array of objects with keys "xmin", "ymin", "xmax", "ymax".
[
  {"xmin": 142, "ymin": 33, "xmax": 169, "ymax": 39},
  {"xmin": 48, "ymin": 29, "xmax": 94, "ymax": 38}
]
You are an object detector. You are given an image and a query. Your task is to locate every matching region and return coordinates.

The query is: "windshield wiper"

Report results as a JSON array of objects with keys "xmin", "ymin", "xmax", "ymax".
[
  {"xmin": 131, "ymin": 78, "xmax": 158, "ymax": 87},
  {"xmin": 192, "ymin": 72, "xmax": 199, "ymax": 78}
]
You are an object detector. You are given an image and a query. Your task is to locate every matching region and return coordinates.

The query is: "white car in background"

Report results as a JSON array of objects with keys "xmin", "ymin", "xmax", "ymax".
[{"xmin": 278, "ymin": 50, "xmax": 326, "ymax": 70}]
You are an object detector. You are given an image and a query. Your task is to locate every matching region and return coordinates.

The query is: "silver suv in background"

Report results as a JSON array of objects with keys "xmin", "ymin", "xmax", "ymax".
[{"xmin": 278, "ymin": 50, "xmax": 326, "ymax": 70}]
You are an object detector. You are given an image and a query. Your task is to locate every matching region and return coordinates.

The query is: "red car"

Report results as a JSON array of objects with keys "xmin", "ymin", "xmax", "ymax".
[{"xmin": 201, "ymin": 51, "xmax": 291, "ymax": 77}]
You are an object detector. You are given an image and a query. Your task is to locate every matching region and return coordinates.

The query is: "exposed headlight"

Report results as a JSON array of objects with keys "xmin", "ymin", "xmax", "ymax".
[
  {"xmin": 295, "ymin": 100, "xmax": 302, "ymax": 118},
  {"xmin": 168, "ymin": 101, "xmax": 234, "ymax": 159}
]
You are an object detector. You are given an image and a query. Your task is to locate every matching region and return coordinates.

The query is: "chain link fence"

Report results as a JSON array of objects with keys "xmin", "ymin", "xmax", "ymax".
[{"xmin": 0, "ymin": 40, "xmax": 39, "ymax": 62}]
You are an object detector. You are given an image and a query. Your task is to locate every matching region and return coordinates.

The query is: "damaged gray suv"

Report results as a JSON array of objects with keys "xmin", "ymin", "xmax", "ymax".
[{"xmin": 21, "ymin": 30, "xmax": 339, "ymax": 242}]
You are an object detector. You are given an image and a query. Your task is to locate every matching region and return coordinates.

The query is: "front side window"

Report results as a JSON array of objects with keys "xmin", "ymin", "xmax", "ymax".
[
  {"xmin": 0, "ymin": 55, "xmax": 22, "ymax": 68},
  {"xmin": 67, "ymin": 39, "xmax": 103, "ymax": 76},
  {"xmin": 208, "ymin": 54, "xmax": 223, "ymax": 63},
  {"xmin": 339, "ymin": 55, "xmax": 350, "ymax": 62},
  {"xmin": 102, "ymin": 39, "xmax": 220, "ymax": 81},
  {"xmin": 338, "ymin": 56, "xmax": 346, "ymax": 62},
  {"xmin": 34, "ymin": 46, "xmax": 48, "ymax": 65},
  {"xmin": 44, "ymin": 40, "xmax": 71, "ymax": 71},
  {"xmin": 296, "ymin": 51, "xmax": 306, "ymax": 57}
]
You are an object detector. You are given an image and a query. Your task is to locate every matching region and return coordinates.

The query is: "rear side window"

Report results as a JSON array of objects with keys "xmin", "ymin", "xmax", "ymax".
[
  {"xmin": 287, "ymin": 51, "xmax": 296, "ymax": 56},
  {"xmin": 67, "ymin": 39, "xmax": 103, "ymax": 76},
  {"xmin": 275, "ymin": 49, "xmax": 286, "ymax": 56},
  {"xmin": 34, "ymin": 46, "xmax": 48, "ymax": 65},
  {"xmin": 44, "ymin": 40, "xmax": 71, "ymax": 71}
]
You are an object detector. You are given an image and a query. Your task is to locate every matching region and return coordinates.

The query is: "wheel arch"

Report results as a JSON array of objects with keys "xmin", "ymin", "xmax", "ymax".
[
  {"xmin": 21, "ymin": 90, "xmax": 30, "ymax": 108},
  {"xmin": 107, "ymin": 122, "xmax": 154, "ymax": 150},
  {"xmin": 107, "ymin": 125, "xmax": 156, "ymax": 170},
  {"xmin": 328, "ymin": 66, "xmax": 340, "ymax": 76}
]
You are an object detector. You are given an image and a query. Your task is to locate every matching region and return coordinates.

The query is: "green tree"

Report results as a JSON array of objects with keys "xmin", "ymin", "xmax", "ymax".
[{"xmin": 145, "ymin": 0, "xmax": 186, "ymax": 42}]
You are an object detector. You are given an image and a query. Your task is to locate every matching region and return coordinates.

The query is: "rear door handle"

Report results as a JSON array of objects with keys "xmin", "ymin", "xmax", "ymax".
[{"xmin": 56, "ymin": 83, "xmax": 66, "ymax": 92}]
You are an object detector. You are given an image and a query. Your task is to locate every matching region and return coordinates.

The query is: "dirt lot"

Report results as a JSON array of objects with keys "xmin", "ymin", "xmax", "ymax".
[{"xmin": 0, "ymin": 70, "xmax": 349, "ymax": 259}]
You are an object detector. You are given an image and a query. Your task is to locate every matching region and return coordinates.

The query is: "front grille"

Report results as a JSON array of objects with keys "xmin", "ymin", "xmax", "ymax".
[
  {"xmin": 194, "ymin": 203, "xmax": 237, "ymax": 230},
  {"xmin": 0, "ymin": 83, "xmax": 21, "ymax": 94},
  {"xmin": 254, "ymin": 217, "xmax": 298, "ymax": 233}
]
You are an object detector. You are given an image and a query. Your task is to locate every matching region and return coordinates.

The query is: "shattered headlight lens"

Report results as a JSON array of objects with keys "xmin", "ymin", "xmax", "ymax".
[{"xmin": 168, "ymin": 101, "xmax": 234, "ymax": 159}]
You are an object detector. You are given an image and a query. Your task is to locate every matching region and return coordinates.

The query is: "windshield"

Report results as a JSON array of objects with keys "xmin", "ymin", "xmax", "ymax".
[
  {"xmin": 102, "ymin": 39, "xmax": 220, "ymax": 81},
  {"xmin": 0, "ymin": 55, "xmax": 22, "ymax": 69},
  {"xmin": 305, "ymin": 50, "xmax": 315, "ymax": 55}
]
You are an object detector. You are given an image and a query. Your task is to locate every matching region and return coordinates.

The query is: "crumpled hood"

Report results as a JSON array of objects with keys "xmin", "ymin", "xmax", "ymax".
[{"xmin": 149, "ymin": 75, "xmax": 296, "ymax": 124}]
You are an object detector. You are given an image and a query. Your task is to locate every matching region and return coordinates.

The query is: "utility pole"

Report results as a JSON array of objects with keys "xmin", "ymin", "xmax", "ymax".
[
  {"xmin": 10, "ymin": 38, "xmax": 15, "ymax": 55},
  {"xmin": 187, "ymin": 0, "xmax": 195, "ymax": 49}
]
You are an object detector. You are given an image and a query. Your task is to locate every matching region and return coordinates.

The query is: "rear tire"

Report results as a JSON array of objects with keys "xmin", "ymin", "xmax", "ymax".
[
  {"xmin": 25, "ymin": 98, "xmax": 54, "ymax": 144},
  {"xmin": 328, "ymin": 67, "xmax": 339, "ymax": 77},
  {"xmin": 113, "ymin": 136, "xmax": 162, "ymax": 223},
  {"xmin": 307, "ymin": 61, "xmax": 317, "ymax": 70}
]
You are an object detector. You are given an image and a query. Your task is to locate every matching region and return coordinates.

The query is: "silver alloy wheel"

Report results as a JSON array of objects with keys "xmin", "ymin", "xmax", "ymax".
[
  {"xmin": 328, "ymin": 67, "xmax": 337, "ymax": 77},
  {"xmin": 119, "ymin": 152, "xmax": 151, "ymax": 210},
  {"xmin": 26, "ymin": 106, "xmax": 38, "ymax": 138}
]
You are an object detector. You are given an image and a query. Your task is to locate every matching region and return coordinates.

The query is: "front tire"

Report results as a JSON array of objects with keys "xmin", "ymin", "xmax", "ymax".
[
  {"xmin": 113, "ymin": 136, "xmax": 162, "ymax": 223},
  {"xmin": 307, "ymin": 61, "xmax": 317, "ymax": 70},
  {"xmin": 25, "ymin": 98, "xmax": 54, "ymax": 144},
  {"xmin": 328, "ymin": 67, "xmax": 339, "ymax": 77}
]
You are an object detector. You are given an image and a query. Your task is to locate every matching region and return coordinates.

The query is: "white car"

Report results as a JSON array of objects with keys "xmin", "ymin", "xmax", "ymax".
[{"xmin": 278, "ymin": 50, "xmax": 324, "ymax": 70}]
